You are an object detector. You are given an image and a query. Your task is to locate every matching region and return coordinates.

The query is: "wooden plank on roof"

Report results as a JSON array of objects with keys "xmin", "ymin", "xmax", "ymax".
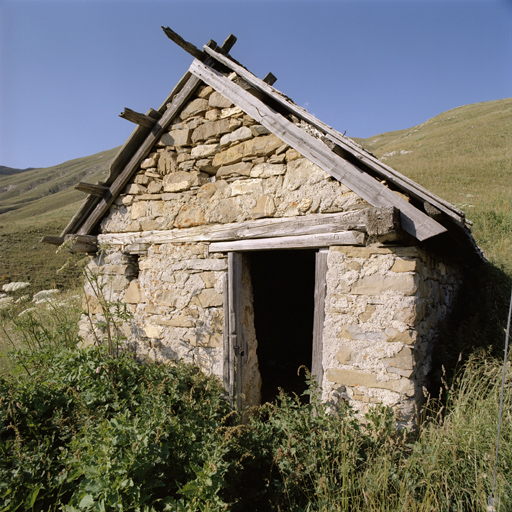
[
  {"xmin": 189, "ymin": 59, "xmax": 446, "ymax": 242},
  {"xmin": 161, "ymin": 26, "xmax": 205, "ymax": 61},
  {"xmin": 98, "ymin": 210, "xmax": 369, "ymax": 246},
  {"xmin": 119, "ymin": 108, "xmax": 159, "ymax": 128},
  {"xmin": 75, "ymin": 183, "xmax": 110, "ymax": 197},
  {"xmin": 77, "ymin": 72, "xmax": 202, "ymax": 236},
  {"xmin": 202, "ymin": 45, "xmax": 466, "ymax": 225},
  {"xmin": 209, "ymin": 231, "xmax": 366, "ymax": 253}
]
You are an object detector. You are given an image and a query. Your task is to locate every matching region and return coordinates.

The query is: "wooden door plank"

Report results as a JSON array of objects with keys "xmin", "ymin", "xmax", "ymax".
[
  {"xmin": 311, "ymin": 249, "xmax": 328, "ymax": 388},
  {"xmin": 228, "ymin": 252, "xmax": 244, "ymax": 410},
  {"xmin": 189, "ymin": 59, "xmax": 446, "ymax": 241}
]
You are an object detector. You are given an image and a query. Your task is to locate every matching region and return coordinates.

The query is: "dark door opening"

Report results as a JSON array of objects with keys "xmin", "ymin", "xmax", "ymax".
[{"xmin": 248, "ymin": 249, "xmax": 316, "ymax": 403}]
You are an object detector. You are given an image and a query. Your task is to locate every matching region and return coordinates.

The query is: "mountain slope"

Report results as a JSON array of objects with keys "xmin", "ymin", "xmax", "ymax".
[
  {"xmin": 0, "ymin": 147, "xmax": 118, "ymax": 219},
  {"xmin": 0, "ymin": 99, "xmax": 510, "ymax": 290}
]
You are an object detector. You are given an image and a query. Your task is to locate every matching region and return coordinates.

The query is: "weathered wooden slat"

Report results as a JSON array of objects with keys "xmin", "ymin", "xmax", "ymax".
[
  {"xmin": 228, "ymin": 252, "xmax": 244, "ymax": 409},
  {"xmin": 119, "ymin": 108, "xmax": 158, "ymax": 128},
  {"xmin": 41, "ymin": 236, "xmax": 65, "ymax": 246},
  {"xmin": 263, "ymin": 72, "xmax": 277, "ymax": 85},
  {"xmin": 222, "ymin": 273, "xmax": 230, "ymax": 394},
  {"xmin": 97, "ymin": 210, "xmax": 369, "ymax": 247},
  {"xmin": 161, "ymin": 26, "xmax": 205, "ymax": 61},
  {"xmin": 64, "ymin": 234, "xmax": 98, "ymax": 253},
  {"xmin": 202, "ymin": 45, "xmax": 466, "ymax": 225},
  {"xmin": 209, "ymin": 231, "xmax": 366, "ymax": 253},
  {"xmin": 77, "ymin": 72, "xmax": 202, "ymax": 236},
  {"xmin": 311, "ymin": 249, "xmax": 328, "ymax": 389},
  {"xmin": 75, "ymin": 182, "xmax": 110, "ymax": 197},
  {"xmin": 189, "ymin": 59, "xmax": 446, "ymax": 242},
  {"xmin": 221, "ymin": 34, "xmax": 237, "ymax": 52}
]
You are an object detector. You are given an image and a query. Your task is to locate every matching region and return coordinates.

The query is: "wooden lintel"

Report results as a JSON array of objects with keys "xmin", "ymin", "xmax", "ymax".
[
  {"xmin": 75, "ymin": 182, "xmax": 110, "ymax": 197},
  {"xmin": 41, "ymin": 236, "xmax": 65, "ymax": 246},
  {"xmin": 98, "ymin": 210, "xmax": 369, "ymax": 247},
  {"xmin": 119, "ymin": 108, "xmax": 158, "ymax": 128},
  {"xmin": 209, "ymin": 231, "xmax": 366, "ymax": 253},
  {"xmin": 161, "ymin": 26, "xmax": 205, "ymax": 61},
  {"xmin": 263, "ymin": 72, "xmax": 277, "ymax": 86}
]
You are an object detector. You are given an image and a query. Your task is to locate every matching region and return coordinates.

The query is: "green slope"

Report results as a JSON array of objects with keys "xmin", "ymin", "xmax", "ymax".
[
  {"xmin": 0, "ymin": 147, "xmax": 118, "ymax": 290},
  {"xmin": 355, "ymin": 98, "xmax": 512, "ymax": 271},
  {"xmin": 0, "ymin": 147, "xmax": 118, "ymax": 219},
  {"xmin": 0, "ymin": 99, "xmax": 511, "ymax": 291}
]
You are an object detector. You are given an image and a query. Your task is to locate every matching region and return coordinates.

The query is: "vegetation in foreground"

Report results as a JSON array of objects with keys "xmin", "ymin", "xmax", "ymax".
[{"xmin": 0, "ymin": 297, "xmax": 511, "ymax": 512}]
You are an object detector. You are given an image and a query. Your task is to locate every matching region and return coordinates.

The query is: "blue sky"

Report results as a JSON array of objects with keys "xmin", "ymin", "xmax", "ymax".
[{"xmin": 1, "ymin": 0, "xmax": 511, "ymax": 169}]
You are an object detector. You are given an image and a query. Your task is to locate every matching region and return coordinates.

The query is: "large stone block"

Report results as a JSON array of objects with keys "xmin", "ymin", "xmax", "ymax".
[
  {"xmin": 351, "ymin": 273, "xmax": 418, "ymax": 296},
  {"xmin": 326, "ymin": 368, "xmax": 415, "ymax": 397},
  {"xmin": 191, "ymin": 144, "xmax": 220, "ymax": 158},
  {"xmin": 174, "ymin": 205, "xmax": 206, "ymax": 228},
  {"xmin": 209, "ymin": 92, "xmax": 233, "ymax": 109},
  {"xmin": 180, "ymin": 99, "xmax": 209, "ymax": 119},
  {"xmin": 251, "ymin": 196, "xmax": 276, "ymax": 219},
  {"xmin": 217, "ymin": 162, "xmax": 253, "ymax": 178},
  {"xmin": 220, "ymin": 126, "xmax": 253, "ymax": 146},
  {"xmin": 197, "ymin": 289, "xmax": 223, "ymax": 308},
  {"xmin": 231, "ymin": 179, "xmax": 263, "ymax": 197},
  {"xmin": 160, "ymin": 129, "xmax": 192, "ymax": 147},
  {"xmin": 250, "ymin": 163, "xmax": 286, "ymax": 178},
  {"xmin": 163, "ymin": 171, "xmax": 207, "ymax": 193},
  {"xmin": 191, "ymin": 119, "xmax": 230, "ymax": 143}
]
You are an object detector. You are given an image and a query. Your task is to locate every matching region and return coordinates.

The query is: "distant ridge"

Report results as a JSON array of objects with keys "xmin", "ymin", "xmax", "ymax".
[{"xmin": 0, "ymin": 166, "xmax": 36, "ymax": 176}]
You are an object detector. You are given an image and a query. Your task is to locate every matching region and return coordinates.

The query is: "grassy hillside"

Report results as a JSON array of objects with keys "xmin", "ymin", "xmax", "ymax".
[
  {"xmin": 0, "ymin": 147, "xmax": 118, "ymax": 290},
  {"xmin": 0, "ymin": 99, "xmax": 510, "ymax": 291},
  {"xmin": 355, "ymin": 98, "xmax": 512, "ymax": 273}
]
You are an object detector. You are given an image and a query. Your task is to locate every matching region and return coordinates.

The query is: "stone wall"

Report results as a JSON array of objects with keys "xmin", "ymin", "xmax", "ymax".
[
  {"xmin": 79, "ymin": 82, "xmax": 462, "ymax": 425},
  {"xmin": 321, "ymin": 245, "xmax": 460, "ymax": 426}
]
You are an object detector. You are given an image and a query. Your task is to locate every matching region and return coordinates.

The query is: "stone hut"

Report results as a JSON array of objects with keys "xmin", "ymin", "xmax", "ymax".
[{"xmin": 45, "ymin": 30, "xmax": 483, "ymax": 426}]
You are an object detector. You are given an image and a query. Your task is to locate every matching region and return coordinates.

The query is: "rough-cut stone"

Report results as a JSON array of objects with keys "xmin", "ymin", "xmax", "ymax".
[
  {"xmin": 209, "ymin": 92, "xmax": 233, "ymax": 109},
  {"xmin": 351, "ymin": 274, "xmax": 418, "ymax": 296},
  {"xmin": 180, "ymin": 99, "xmax": 209, "ymax": 119},
  {"xmin": 124, "ymin": 280, "xmax": 141, "ymax": 304},
  {"xmin": 251, "ymin": 196, "xmax": 276, "ymax": 218},
  {"xmin": 391, "ymin": 259, "xmax": 418, "ymax": 273},
  {"xmin": 160, "ymin": 129, "xmax": 192, "ymax": 147},
  {"xmin": 174, "ymin": 205, "xmax": 205, "ymax": 228},
  {"xmin": 326, "ymin": 368, "xmax": 415, "ymax": 397},
  {"xmin": 141, "ymin": 155, "xmax": 158, "ymax": 169},
  {"xmin": 250, "ymin": 163, "xmax": 285, "ymax": 178},
  {"xmin": 163, "ymin": 171, "xmax": 205, "ymax": 193},
  {"xmin": 217, "ymin": 162, "xmax": 253, "ymax": 178},
  {"xmin": 231, "ymin": 179, "xmax": 263, "ymax": 197},
  {"xmin": 191, "ymin": 119, "xmax": 230, "ymax": 143},
  {"xmin": 250, "ymin": 125, "xmax": 270, "ymax": 137},
  {"xmin": 191, "ymin": 144, "xmax": 220, "ymax": 158},
  {"xmin": 383, "ymin": 346, "xmax": 414, "ymax": 370},
  {"xmin": 220, "ymin": 126, "xmax": 253, "ymax": 146},
  {"xmin": 197, "ymin": 289, "xmax": 223, "ymax": 308}
]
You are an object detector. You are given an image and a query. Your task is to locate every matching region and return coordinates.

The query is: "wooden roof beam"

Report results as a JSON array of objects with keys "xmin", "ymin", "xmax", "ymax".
[
  {"xmin": 162, "ymin": 26, "xmax": 206, "ymax": 61},
  {"xmin": 119, "ymin": 108, "xmax": 160, "ymax": 128},
  {"xmin": 75, "ymin": 182, "xmax": 110, "ymax": 197},
  {"xmin": 189, "ymin": 58, "xmax": 446, "ymax": 242}
]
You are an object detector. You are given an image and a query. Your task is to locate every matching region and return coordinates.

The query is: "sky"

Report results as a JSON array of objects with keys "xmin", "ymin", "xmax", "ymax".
[{"xmin": 0, "ymin": 0, "xmax": 511, "ymax": 170}]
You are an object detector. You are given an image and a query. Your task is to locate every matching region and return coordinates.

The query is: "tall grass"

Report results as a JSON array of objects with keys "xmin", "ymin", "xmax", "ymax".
[{"xmin": 0, "ymin": 294, "xmax": 510, "ymax": 511}]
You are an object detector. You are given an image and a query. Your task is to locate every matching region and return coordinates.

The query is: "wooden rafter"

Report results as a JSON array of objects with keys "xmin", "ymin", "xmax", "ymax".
[{"xmin": 189, "ymin": 58, "xmax": 446, "ymax": 241}]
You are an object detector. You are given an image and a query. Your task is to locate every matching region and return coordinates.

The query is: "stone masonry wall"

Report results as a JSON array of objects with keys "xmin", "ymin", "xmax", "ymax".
[
  {"xmin": 79, "ymin": 82, "xmax": 461, "ymax": 423},
  {"xmin": 322, "ymin": 245, "xmax": 460, "ymax": 426}
]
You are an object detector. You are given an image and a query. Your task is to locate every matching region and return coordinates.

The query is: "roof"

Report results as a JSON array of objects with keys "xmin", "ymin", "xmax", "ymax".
[{"xmin": 53, "ymin": 28, "xmax": 483, "ymax": 262}]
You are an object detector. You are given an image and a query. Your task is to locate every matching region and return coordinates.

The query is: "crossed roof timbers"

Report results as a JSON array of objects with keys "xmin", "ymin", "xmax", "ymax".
[{"xmin": 43, "ymin": 27, "xmax": 482, "ymax": 262}]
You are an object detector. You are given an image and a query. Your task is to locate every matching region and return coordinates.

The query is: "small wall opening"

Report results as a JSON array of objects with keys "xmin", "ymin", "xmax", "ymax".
[{"xmin": 248, "ymin": 249, "xmax": 316, "ymax": 403}]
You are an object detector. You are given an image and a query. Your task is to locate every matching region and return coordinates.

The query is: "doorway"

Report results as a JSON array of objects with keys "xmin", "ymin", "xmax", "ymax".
[{"xmin": 248, "ymin": 249, "xmax": 316, "ymax": 403}]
